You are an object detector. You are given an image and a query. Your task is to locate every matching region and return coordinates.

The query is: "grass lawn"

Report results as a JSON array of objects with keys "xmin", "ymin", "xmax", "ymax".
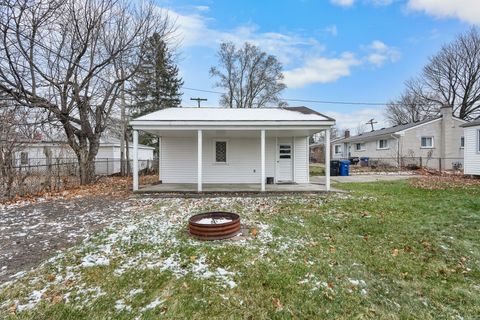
[
  {"xmin": 309, "ymin": 164, "xmax": 325, "ymax": 176},
  {"xmin": 1, "ymin": 180, "xmax": 479, "ymax": 319}
]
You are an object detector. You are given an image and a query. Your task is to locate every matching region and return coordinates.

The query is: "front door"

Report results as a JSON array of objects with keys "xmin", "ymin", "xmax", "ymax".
[{"xmin": 277, "ymin": 143, "xmax": 293, "ymax": 182}]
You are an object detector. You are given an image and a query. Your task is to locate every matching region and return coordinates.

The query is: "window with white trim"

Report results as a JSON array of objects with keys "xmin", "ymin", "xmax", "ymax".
[
  {"xmin": 477, "ymin": 130, "xmax": 480, "ymax": 153},
  {"xmin": 355, "ymin": 143, "xmax": 366, "ymax": 151},
  {"xmin": 377, "ymin": 139, "xmax": 389, "ymax": 149},
  {"xmin": 460, "ymin": 136, "xmax": 464, "ymax": 148},
  {"xmin": 20, "ymin": 152, "xmax": 29, "ymax": 165},
  {"xmin": 215, "ymin": 141, "xmax": 227, "ymax": 163},
  {"xmin": 421, "ymin": 136, "xmax": 434, "ymax": 148},
  {"xmin": 334, "ymin": 144, "xmax": 342, "ymax": 155}
]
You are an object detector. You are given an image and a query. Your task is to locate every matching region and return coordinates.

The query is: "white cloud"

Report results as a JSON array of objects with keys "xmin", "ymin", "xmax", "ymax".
[
  {"xmin": 325, "ymin": 25, "xmax": 338, "ymax": 36},
  {"xmin": 284, "ymin": 53, "xmax": 360, "ymax": 88},
  {"xmin": 330, "ymin": 0, "xmax": 355, "ymax": 7},
  {"xmin": 365, "ymin": 40, "xmax": 401, "ymax": 67},
  {"xmin": 407, "ymin": 0, "xmax": 480, "ymax": 24},
  {"xmin": 326, "ymin": 107, "xmax": 388, "ymax": 130}
]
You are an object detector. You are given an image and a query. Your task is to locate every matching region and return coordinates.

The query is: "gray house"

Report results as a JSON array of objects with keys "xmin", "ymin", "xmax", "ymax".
[{"xmin": 332, "ymin": 106, "xmax": 467, "ymax": 170}]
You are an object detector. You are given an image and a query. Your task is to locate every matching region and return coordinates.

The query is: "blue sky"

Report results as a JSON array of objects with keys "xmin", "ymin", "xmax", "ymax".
[{"xmin": 158, "ymin": 0, "xmax": 479, "ymax": 130}]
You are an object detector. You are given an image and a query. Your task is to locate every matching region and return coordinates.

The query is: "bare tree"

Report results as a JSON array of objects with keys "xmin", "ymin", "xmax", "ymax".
[
  {"xmin": 385, "ymin": 84, "xmax": 439, "ymax": 125},
  {"xmin": 210, "ymin": 42, "xmax": 286, "ymax": 108},
  {"xmin": 388, "ymin": 28, "xmax": 480, "ymax": 122},
  {"xmin": 0, "ymin": 0, "xmax": 173, "ymax": 184}
]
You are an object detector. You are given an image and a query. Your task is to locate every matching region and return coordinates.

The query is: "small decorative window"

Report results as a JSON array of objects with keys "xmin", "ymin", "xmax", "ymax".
[
  {"xmin": 477, "ymin": 130, "xmax": 480, "ymax": 152},
  {"xmin": 460, "ymin": 136, "xmax": 465, "ymax": 148},
  {"xmin": 215, "ymin": 141, "xmax": 227, "ymax": 163},
  {"xmin": 20, "ymin": 152, "xmax": 29, "ymax": 165},
  {"xmin": 421, "ymin": 136, "xmax": 434, "ymax": 148},
  {"xmin": 279, "ymin": 145, "xmax": 291, "ymax": 159},
  {"xmin": 355, "ymin": 143, "xmax": 365, "ymax": 151},
  {"xmin": 377, "ymin": 139, "xmax": 389, "ymax": 149},
  {"xmin": 334, "ymin": 145, "xmax": 342, "ymax": 154}
]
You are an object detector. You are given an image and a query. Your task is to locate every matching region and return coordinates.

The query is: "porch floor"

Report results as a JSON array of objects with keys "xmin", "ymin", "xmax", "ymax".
[{"xmin": 136, "ymin": 182, "xmax": 338, "ymax": 193}]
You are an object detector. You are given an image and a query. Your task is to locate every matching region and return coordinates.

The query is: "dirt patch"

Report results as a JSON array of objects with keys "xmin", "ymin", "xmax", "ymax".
[{"xmin": 410, "ymin": 175, "xmax": 480, "ymax": 190}]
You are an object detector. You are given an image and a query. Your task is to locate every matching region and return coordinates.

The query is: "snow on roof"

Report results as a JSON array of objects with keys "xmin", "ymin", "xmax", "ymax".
[{"xmin": 132, "ymin": 107, "xmax": 333, "ymax": 122}]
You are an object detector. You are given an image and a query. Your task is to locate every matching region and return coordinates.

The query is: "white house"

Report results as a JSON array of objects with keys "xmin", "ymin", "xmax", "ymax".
[
  {"xmin": 14, "ymin": 138, "xmax": 154, "ymax": 175},
  {"xmin": 461, "ymin": 118, "xmax": 480, "ymax": 175},
  {"xmin": 129, "ymin": 107, "xmax": 335, "ymax": 192},
  {"xmin": 331, "ymin": 106, "xmax": 467, "ymax": 170}
]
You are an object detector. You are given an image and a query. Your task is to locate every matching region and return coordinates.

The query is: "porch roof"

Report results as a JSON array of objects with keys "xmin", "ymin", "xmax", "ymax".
[{"xmin": 130, "ymin": 106, "xmax": 335, "ymax": 134}]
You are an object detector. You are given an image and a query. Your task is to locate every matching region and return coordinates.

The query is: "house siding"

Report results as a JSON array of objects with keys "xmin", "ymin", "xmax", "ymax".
[
  {"xmin": 464, "ymin": 126, "xmax": 480, "ymax": 175},
  {"xmin": 344, "ymin": 118, "xmax": 465, "ymax": 169},
  {"xmin": 160, "ymin": 135, "xmax": 307, "ymax": 184}
]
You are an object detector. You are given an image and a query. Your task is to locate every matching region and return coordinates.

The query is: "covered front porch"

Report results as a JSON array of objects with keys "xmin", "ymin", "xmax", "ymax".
[
  {"xmin": 129, "ymin": 107, "xmax": 335, "ymax": 193},
  {"xmin": 136, "ymin": 182, "xmax": 337, "ymax": 193}
]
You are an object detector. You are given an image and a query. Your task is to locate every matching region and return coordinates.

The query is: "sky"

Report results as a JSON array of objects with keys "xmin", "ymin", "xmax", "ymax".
[{"xmin": 156, "ymin": 0, "xmax": 480, "ymax": 131}]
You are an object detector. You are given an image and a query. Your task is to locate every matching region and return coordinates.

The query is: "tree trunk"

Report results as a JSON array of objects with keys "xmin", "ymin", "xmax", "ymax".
[{"xmin": 77, "ymin": 154, "xmax": 96, "ymax": 185}]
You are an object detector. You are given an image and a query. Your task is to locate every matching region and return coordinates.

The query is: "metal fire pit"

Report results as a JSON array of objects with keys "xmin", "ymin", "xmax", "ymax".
[{"xmin": 188, "ymin": 212, "xmax": 241, "ymax": 240}]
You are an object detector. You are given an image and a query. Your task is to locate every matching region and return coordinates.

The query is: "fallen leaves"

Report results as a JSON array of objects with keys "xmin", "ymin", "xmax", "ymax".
[
  {"xmin": 391, "ymin": 248, "xmax": 399, "ymax": 257},
  {"xmin": 410, "ymin": 175, "xmax": 480, "ymax": 190},
  {"xmin": 272, "ymin": 298, "xmax": 283, "ymax": 311}
]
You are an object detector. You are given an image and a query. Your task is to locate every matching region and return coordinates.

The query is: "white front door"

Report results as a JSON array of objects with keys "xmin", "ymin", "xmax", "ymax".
[{"xmin": 277, "ymin": 143, "xmax": 293, "ymax": 182}]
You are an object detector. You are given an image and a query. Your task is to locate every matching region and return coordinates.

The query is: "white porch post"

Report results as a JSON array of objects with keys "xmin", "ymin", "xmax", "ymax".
[
  {"xmin": 133, "ymin": 130, "xmax": 139, "ymax": 191},
  {"xmin": 197, "ymin": 130, "xmax": 203, "ymax": 192},
  {"xmin": 158, "ymin": 136, "xmax": 162, "ymax": 181},
  {"xmin": 325, "ymin": 128, "xmax": 331, "ymax": 191},
  {"xmin": 261, "ymin": 129, "xmax": 266, "ymax": 192}
]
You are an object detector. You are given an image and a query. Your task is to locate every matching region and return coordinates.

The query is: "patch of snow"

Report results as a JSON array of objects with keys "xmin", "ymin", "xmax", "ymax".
[
  {"xmin": 115, "ymin": 299, "xmax": 132, "ymax": 312},
  {"xmin": 196, "ymin": 217, "xmax": 232, "ymax": 225},
  {"xmin": 81, "ymin": 254, "xmax": 110, "ymax": 267},
  {"xmin": 141, "ymin": 297, "xmax": 164, "ymax": 312}
]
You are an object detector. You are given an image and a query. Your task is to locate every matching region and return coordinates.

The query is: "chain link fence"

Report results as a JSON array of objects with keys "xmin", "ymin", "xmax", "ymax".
[{"xmin": 1, "ymin": 158, "xmax": 157, "ymax": 200}]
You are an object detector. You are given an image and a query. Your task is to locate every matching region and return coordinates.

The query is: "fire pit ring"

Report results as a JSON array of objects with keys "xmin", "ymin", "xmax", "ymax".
[{"xmin": 188, "ymin": 212, "xmax": 241, "ymax": 240}]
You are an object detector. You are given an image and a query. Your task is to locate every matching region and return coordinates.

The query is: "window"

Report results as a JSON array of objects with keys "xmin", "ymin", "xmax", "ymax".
[
  {"xmin": 460, "ymin": 136, "xmax": 465, "ymax": 148},
  {"xmin": 355, "ymin": 143, "xmax": 366, "ymax": 151},
  {"xmin": 478, "ymin": 130, "xmax": 480, "ymax": 153},
  {"xmin": 421, "ymin": 136, "xmax": 434, "ymax": 148},
  {"xmin": 20, "ymin": 152, "xmax": 29, "ymax": 165},
  {"xmin": 215, "ymin": 141, "xmax": 227, "ymax": 163},
  {"xmin": 377, "ymin": 139, "xmax": 389, "ymax": 149},
  {"xmin": 279, "ymin": 145, "xmax": 291, "ymax": 159},
  {"xmin": 334, "ymin": 144, "xmax": 342, "ymax": 155}
]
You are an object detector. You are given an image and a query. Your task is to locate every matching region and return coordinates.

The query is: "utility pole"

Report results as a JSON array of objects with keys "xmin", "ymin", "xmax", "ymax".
[
  {"xmin": 190, "ymin": 97, "xmax": 207, "ymax": 108},
  {"xmin": 366, "ymin": 118, "xmax": 378, "ymax": 131}
]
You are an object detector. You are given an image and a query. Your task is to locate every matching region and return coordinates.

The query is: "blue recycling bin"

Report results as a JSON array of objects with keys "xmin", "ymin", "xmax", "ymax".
[{"xmin": 339, "ymin": 160, "xmax": 350, "ymax": 176}]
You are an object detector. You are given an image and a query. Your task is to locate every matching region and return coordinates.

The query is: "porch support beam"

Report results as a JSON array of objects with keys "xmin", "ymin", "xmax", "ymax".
[
  {"xmin": 133, "ymin": 129, "xmax": 139, "ymax": 191},
  {"xmin": 158, "ymin": 136, "xmax": 162, "ymax": 181},
  {"xmin": 325, "ymin": 128, "xmax": 331, "ymax": 191},
  {"xmin": 261, "ymin": 129, "xmax": 266, "ymax": 192},
  {"xmin": 197, "ymin": 129, "xmax": 203, "ymax": 192}
]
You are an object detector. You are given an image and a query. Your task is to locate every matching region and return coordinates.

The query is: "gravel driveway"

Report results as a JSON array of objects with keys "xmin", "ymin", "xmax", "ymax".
[{"xmin": 0, "ymin": 195, "xmax": 150, "ymax": 284}]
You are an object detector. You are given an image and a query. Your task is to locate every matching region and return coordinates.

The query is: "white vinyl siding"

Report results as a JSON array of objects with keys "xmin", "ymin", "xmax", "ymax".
[
  {"xmin": 463, "ymin": 127, "xmax": 480, "ymax": 175},
  {"xmin": 294, "ymin": 137, "xmax": 309, "ymax": 183},
  {"xmin": 160, "ymin": 136, "xmax": 308, "ymax": 184}
]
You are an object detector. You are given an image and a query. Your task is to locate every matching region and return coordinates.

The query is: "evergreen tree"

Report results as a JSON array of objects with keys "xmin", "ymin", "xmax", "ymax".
[
  {"xmin": 131, "ymin": 32, "xmax": 183, "ymax": 118},
  {"xmin": 130, "ymin": 33, "xmax": 183, "ymax": 147}
]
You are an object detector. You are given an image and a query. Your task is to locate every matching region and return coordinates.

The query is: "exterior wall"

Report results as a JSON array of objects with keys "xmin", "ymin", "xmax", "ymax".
[
  {"xmin": 464, "ymin": 126, "xmax": 480, "ymax": 175},
  {"xmin": 294, "ymin": 136, "xmax": 309, "ymax": 183},
  {"xmin": 344, "ymin": 118, "xmax": 465, "ymax": 170},
  {"xmin": 160, "ymin": 135, "xmax": 308, "ymax": 184}
]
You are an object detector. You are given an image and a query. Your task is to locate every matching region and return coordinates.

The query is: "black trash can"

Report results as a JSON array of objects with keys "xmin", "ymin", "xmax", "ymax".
[
  {"xmin": 266, "ymin": 177, "xmax": 274, "ymax": 184},
  {"xmin": 360, "ymin": 157, "xmax": 369, "ymax": 167},
  {"xmin": 330, "ymin": 160, "xmax": 340, "ymax": 176}
]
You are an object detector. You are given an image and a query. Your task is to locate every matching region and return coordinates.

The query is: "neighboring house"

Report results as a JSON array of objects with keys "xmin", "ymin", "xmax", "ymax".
[
  {"xmin": 461, "ymin": 118, "xmax": 480, "ymax": 175},
  {"xmin": 129, "ymin": 106, "xmax": 335, "ymax": 192},
  {"xmin": 331, "ymin": 106, "xmax": 467, "ymax": 170},
  {"xmin": 13, "ymin": 138, "xmax": 154, "ymax": 175}
]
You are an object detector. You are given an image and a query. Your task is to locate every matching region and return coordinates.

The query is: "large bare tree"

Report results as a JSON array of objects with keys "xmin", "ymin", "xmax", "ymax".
[
  {"xmin": 387, "ymin": 28, "xmax": 480, "ymax": 123},
  {"xmin": 210, "ymin": 42, "xmax": 286, "ymax": 108},
  {"xmin": 0, "ymin": 0, "xmax": 173, "ymax": 184},
  {"xmin": 385, "ymin": 84, "xmax": 439, "ymax": 125}
]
